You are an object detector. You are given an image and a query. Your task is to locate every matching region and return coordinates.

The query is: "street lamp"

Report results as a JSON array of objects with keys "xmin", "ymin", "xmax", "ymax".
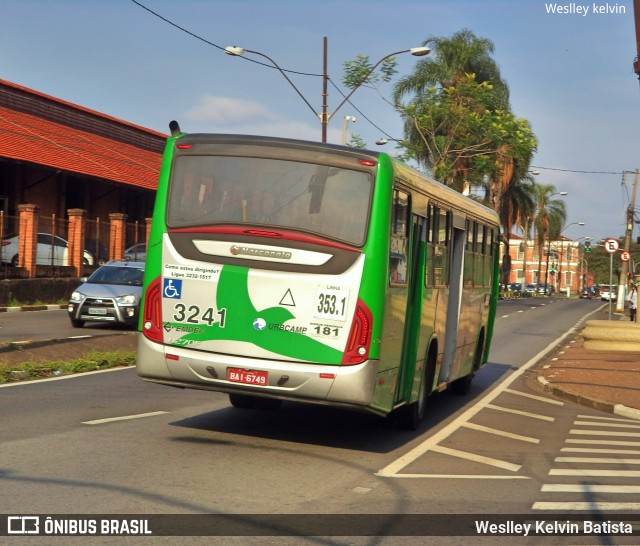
[
  {"xmin": 225, "ymin": 39, "xmax": 430, "ymax": 142},
  {"xmin": 342, "ymin": 115, "xmax": 356, "ymax": 145}
]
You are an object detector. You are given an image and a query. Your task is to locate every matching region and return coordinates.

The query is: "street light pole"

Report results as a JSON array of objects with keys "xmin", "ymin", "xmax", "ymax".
[
  {"xmin": 226, "ymin": 39, "xmax": 430, "ymax": 142},
  {"xmin": 342, "ymin": 115, "xmax": 356, "ymax": 145}
]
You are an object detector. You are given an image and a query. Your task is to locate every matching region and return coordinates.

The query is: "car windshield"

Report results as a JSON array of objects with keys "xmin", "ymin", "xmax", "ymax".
[{"xmin": 87, "ymin": 266, "xmax": 144, "ymax": 286}]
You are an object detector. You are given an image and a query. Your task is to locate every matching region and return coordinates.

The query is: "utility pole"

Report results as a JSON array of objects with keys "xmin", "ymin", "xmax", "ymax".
[
  {"xmin": 616, "ymin": 168, "xmax": 639, "ymax": 312},
  {"xmin": 635, "ymin": 0, "xmax": 640, "ymax": 77}
]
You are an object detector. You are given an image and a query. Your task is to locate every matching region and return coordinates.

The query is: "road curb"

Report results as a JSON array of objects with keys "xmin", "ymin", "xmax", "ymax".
[
  {"xmin": 537, "ymin": 375, "xmax": 640, "ymax": 421},
  {"xmin": 0, "ymin": 332, "xmax": 136, "ymax": 354},
  {"xmin": 0, "ymin": 304, "xmax": 66, "ymax": 313}
]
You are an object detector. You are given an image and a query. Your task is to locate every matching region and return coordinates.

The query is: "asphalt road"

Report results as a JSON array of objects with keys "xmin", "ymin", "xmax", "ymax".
[
  {"xmin": 2, "ymin": 297, "xmax": 639, "ymax": 545},
  {"xmin": 0, "ymin": 308, "xmax": 132, "ymax": 344}
]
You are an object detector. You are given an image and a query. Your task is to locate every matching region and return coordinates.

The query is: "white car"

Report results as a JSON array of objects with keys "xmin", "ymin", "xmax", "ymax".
[
  {"xmin": 599, "ymin": 285, "xmax": 617, "ymax": 301},
  {"xmin": 1, "ymin": 233, "xmax": 94, "ymax": 266}
]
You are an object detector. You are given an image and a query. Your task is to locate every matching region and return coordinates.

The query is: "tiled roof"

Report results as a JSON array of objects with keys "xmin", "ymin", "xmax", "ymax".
[{"xmin": 0, "ymin": 104, "xmax": 163, "ymax": 190}]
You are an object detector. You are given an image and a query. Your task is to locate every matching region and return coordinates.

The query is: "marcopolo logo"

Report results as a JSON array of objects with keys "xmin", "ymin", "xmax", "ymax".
[{"xmin": 230, "ymin": 245, "xmax": 292, "ymax": 260}]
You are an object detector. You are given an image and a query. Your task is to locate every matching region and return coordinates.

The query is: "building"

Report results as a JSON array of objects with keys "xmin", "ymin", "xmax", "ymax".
[
  {"xmin": 501, "ymin": 234, "xmax": 591, "ymax": 293},
  {"xmin": 0, "ymin": 78, "xmax": 166, "ymax": 276}
]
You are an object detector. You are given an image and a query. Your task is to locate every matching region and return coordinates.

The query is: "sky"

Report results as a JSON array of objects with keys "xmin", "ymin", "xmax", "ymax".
[{"xmin": 1, "ymin": 0, "xmax": 638, "ymax": 245}]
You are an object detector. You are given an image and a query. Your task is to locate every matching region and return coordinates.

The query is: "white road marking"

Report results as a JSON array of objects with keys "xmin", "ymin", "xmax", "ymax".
[
  {"xmin": 83, "ymin": 411, "xmax": 169, "ymax": 425},
  {"xmin": 573, "ymin": 420, "xmax": 640, "ymax": 429},
  {"xmin": 566, "ymin": 439, "xmax": 640, "ymax": 446},
  {"xmin": 533, "ymin": 502, "xmax": 640, "ymax": 511},
  {"xmin": 577, "ymin": 414, "xmax": 640, "ymax": 422},
  {"xmin": 561, "ymin": 447, "xmax": 640, "ymax": 454},
  {"xmin": 541, "ymin": 484, "xmax": 640, "ymax": 493},
  {"xmin": 431, "ymin": 445, "xmax": 521, "ymax": 472},
  {"xmin": 504, "ymin": 388, "xmax": 564, "ymax": 405},
  {"xmin": 549, "ymin": 469, "xmax": 640, "ymax": 477},
  {"xmin": 462, "ymin": 422, "xmax": 540, "ymax": 443},
  {"xmin": 486, "ymin": 403, "xmax": 554, "ymax": 421},
  {"xmin": 376, "ymin": 315, "xmax": 589, "ymax": 478},
  {"xmin": 0, "ymin": 366, "xmax": 134, "ymax": 388},
  {"xmin": 570, "ymin": 429, "xmax": 640, "ymax": 438},
  {"xmin": 554, "ymin": 457, "xmax": 640, "ymax": 465}
]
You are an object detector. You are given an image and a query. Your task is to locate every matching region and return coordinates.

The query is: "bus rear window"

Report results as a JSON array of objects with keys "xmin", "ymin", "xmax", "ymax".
[{"xmin": 166, "ymin": 155, "xmax": 372, "ymax": 247}]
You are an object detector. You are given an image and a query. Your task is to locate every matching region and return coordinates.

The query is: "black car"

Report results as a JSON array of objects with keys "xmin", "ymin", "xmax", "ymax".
[{"xmin": 67, "ymin": 260, "xmax": 144, "ymax": 327}]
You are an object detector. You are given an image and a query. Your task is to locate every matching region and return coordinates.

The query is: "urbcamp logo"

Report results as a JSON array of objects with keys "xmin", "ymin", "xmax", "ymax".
[
  {"xmin": 253, "ymin": 318, "xmax": 267, "ymax": 331},
  {"xmin": 229, "ymin": 244, "xmax": 292, "ymax": 260}
]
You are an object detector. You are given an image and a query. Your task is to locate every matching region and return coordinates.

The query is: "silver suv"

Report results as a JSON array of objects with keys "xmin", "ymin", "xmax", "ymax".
[{"xmin": 67, "ymin": 260, "xmax": 145, "ymax": 328}]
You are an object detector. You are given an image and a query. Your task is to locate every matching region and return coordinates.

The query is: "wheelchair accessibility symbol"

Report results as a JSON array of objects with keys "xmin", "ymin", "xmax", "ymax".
[{"xmin": 163, "ymin": 278, "xmax": 182, "ymax": 299}]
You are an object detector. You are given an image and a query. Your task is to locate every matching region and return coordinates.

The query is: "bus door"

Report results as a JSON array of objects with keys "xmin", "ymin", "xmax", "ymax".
[
  {"xmin": 438, "ymin": 213, "xmax": 466, "ymax": 384},
  {"xmin": 395, "ymin": 214, "xmax": 426, "ymax": 403}
]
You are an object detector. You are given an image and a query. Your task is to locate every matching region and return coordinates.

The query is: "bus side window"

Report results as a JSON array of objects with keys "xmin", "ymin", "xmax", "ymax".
[
  {"xmin": 390, "ymin": 189, "xmax": 410, "ymax": 285},
  {"xmin": 425, "ymin": 203, "xmax": 435, "ymax": 287},
  {"xmin": 434, "ymin": 208, "xmax": 449, "ymax": 286}
]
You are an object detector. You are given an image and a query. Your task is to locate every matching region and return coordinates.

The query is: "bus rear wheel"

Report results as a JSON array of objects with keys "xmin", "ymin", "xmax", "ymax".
[
  {"xmin": 229, "ymin": 393, "xmax": 256, "ymax": 409},
  {"xmin": 396, "ymin": 351, "xmax": 435, "ymax": 430}
]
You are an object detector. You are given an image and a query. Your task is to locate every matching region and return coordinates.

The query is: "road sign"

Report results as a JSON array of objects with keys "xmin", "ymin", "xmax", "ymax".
[
  {"xmin": 621, "ymin": 251, "xmax": 631, "ymax": 262},
  {"xmin": 604, "ymin": 238, "xmax": 620, "ymax": 254}
]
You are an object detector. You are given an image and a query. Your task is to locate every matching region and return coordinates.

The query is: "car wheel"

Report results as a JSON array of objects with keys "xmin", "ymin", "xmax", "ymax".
[
  {"xmin": 10, "ymin": 255, "xmax": 18, "ymax": 267},
  {"xmin": 70, "ymin": 319, "xmax": 85, "ymax": 328}
]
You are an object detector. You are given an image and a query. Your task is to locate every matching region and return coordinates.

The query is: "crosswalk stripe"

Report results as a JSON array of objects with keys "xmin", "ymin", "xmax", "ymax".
[
  {"xmin": 554, "ymin": 457, "xmax": 640, "ymax": 464},
  {"xmin": 569, "ymin": 429, "xmax": 640, "ymax": 438},
  {"xmin": 533, "ymin": 502, "xmax": 640, "ymax": 511},
  {"xmin": 549, "ymin": 469, "xmax": 640, "ymax": 477},
  {"xmin": 541, "ymin": 484, "xmax": 640, "ymax": 493}
]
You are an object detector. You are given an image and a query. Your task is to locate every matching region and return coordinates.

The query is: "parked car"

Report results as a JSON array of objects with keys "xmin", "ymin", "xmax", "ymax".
[
  {"xmin": 1, "ymin": 233, "xmax": 94, "ymax": 266},
  {"xmin": 67, "ymin": 260, "xmax": 145, "ymax": 328},
  {"xmin": 579, "ymin": 288, "xmax": 592, "ymax": 299},
  {"xmin": 508, "ymin": 282, "xmax": 523, "ymax": 294},
  {"xmin": 524, "ymin": 283, "xmax": 554, "ymax": 295},
  {"xmin": 599, "ymin": 285, "xmax": 617, "ymax": 301},
  {"xmin": 124, "ymin": 243, "xmax": 147, "ymax": 262}
]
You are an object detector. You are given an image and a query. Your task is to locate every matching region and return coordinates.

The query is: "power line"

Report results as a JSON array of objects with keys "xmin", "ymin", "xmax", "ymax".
[
  {"xmin": 530, "ymin": 165, "xmax": 624, "ymax": 175},
  {"xmin": 129, "ymin": 0, "xmax": 323, "ymax": 78}
]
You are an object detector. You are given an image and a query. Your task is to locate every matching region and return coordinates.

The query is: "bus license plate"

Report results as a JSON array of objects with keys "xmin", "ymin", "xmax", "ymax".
[{"xmin": 227, "ymin": 368, "xmax": 268, "ymax": 386}]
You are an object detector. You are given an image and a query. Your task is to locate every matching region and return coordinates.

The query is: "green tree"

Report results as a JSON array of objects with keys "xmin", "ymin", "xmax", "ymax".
[{"xmin": 393, "ymin": 28, "xmax": 509, "ymax": 109}]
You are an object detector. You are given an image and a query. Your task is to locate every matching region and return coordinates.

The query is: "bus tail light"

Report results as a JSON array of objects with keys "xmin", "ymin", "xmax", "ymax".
[
  {"xmin": 341, "ymin": 299, "xmax": 373, "ymax": 365},
  {"xmin": 142, "ymin": 276, "xmax": 163, "ymax": 343}
]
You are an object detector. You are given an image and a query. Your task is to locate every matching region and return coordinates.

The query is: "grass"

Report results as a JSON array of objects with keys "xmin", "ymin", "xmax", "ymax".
[{"xmin": 0, "ymin": 350, "xmax": 136, "ymax": 383}]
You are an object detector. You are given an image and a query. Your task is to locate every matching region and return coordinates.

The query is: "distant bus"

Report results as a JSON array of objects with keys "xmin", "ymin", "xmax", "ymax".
[{"xmin": 136, "ymin": 124, "xmax": 501, "ymax": 428}]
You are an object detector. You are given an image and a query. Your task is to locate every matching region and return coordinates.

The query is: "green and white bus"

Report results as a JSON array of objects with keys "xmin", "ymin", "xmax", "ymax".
[{"xmin": 137, "ymin": 123, "xmax": 500, "ymax": 428}]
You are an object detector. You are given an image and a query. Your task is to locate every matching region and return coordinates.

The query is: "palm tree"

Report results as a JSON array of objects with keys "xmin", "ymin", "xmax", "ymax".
[
  {"xmin": 496, "ymin": 175, "xmax": 537, "ymax": 287},
  {"xmin": 393, "ymin": 28, "xmax": 509, "ymax": 109},
  {"xmin": 532, "ymin": 184, "xmax": 567, "ymax": 292}
]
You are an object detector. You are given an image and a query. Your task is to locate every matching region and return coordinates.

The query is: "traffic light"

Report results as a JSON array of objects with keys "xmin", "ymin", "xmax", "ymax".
[
  {"xmin": 584, "ymin": 240, "xmax": 591, "ymax": 252},
  {"xmin": 550, "ymin": 263, "xmax": 556, "ymax": 275}
]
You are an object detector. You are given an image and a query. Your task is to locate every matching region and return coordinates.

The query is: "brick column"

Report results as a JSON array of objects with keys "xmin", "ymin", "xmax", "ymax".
[
  {"xmin": 17, "ymin": 204, "xmax": 39, "ymax": 278},
  {"xmin": 145, "ymin": 217, "xmax": 152, "ymax": 248},
  {"xmin": 67, "ymin": 208, "xmax": 87, "ymax": 276},
  {"xmin": 109, "ymin": 213, "xmax": 127, "ymax": 260}
]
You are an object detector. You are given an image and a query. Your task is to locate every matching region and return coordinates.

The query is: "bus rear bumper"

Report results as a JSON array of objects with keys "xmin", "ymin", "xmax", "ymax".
[{"xmin": 136, "ymin": 336, "xmax": 379, "ymax": 408}]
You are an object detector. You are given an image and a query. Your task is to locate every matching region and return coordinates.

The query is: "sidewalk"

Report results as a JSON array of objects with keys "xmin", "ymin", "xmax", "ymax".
[{"xmin": 536, "ymin": 304, "xmax": 640, "ymax": 420}]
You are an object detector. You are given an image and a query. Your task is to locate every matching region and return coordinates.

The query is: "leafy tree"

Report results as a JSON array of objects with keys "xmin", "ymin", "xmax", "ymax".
[{"xmin": 348, "ymin": 134, "xmax": 367, "ymax": 149}]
